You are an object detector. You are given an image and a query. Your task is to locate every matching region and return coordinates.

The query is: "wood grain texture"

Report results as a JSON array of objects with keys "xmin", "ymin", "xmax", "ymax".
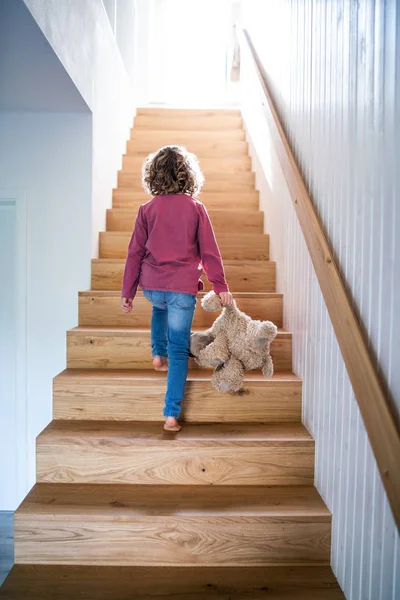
[
  {"xmin": 91, "ymin": 259, "xmax": 276, "ymax": 293},
  {"xmin": 0, "ymin": 565, "xmax": 344, "ymax": 599},
  {"xmin": 126, "ymin": 140, "xmax": 248, "ymax": 157},
  {"xmin": 18, "ymin": 484, "xmax": 328, "ymax": 517},
  {"xmin": 134, "ymin": 115, "xmax": 243, "ymax": 131},
  {"xmin": 15, "ymin": 519, "xmax": 330, "ymax": 567},
  {"xmin": 107, "ymin": 208, "xmax": 263, "ymax": 233},
  {"xmin": 78, "ymin": 291, "xmax": 283, "ymax": 328},
  {"xmin": 118, "ymin": 170, "xmax": 255, "ymax": 189},
  {"xmin": 66, "ymin": 327, "xmax": 291, "ymax": 371},
  {"xmin": 53, "ymin": 369, "xmax": 301, "ymax": 422},
  {"xmin": 122, "ymin": 155, "xmax": 252, "ymax": 173},
  {"xmin": 136, "ymin": 106, "xmax": 242, "ymax": 118},
  {"xmin": 131, "ymin": 129, "xmax": 246, "ymax": 142},
  {"xmin": 137, "ymin": 107, "xmax": 242, "ymax": 117},
  {"xmin": 112, "ymin": 189, "xmax": 259, "ymax": 210},
  {"xmin": 119, "ymin": 177, "xmax": 254, "ymax": 194},
  {"xmin": 241, "ymin": 29, "xmax": 400, "ymax": 530},
  {"xmin": 99, "ymin": 231, "xmax": 269, "ymax": 261},
  {"xmin": 36, "ymin": 422, "xmax": 314, "ymax": 486}
]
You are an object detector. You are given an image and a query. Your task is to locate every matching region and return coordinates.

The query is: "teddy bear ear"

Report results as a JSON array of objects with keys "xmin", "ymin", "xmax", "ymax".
[{"xmin": 201, "ymin": 291, "xmax": 222, "ymax": 312}]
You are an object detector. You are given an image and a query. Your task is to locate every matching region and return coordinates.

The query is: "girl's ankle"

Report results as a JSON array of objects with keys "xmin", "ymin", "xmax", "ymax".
[{"xmin": 153, "ymin": 356, "xmax": 168, "ymax": 371}]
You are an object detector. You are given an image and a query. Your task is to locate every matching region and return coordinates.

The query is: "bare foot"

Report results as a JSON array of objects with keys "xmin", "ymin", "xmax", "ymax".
[
  {"xmin": 163, "ymin": 417, "xmax": 181, "ymax": 432},
  {"xmin": 153, "ymin": 356, "xmax": 168, "ymax": 372}
]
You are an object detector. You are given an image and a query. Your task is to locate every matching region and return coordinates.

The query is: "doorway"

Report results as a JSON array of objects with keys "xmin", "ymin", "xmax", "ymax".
[
  {"xmin": 150, "ymin": 0, "xmax": 232, "ymax": 105},
  {"xmin": 0, "ymin": 193, "xmax": 27, "ymax": 510}
]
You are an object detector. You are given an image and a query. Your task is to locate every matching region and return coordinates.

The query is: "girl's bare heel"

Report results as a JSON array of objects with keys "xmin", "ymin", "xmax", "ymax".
[
  {"xmin": 153, "ymin": 356, "xmax": 168, "ymax": 371},
  {"xmin": 163, "ymin": 417, "xmax": 181, "ymax": 432}
]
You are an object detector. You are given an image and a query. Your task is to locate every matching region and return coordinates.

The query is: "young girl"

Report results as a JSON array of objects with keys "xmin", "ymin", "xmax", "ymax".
[{"xmin": 121, "ymin": 145, "xmax": 233, "ymax": 431}]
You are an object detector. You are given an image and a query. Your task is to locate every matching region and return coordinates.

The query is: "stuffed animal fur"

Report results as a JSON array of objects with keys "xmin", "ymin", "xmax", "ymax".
[{"xmin": 190, "ymin": 291, "xmax": 278, "ymax": 393}]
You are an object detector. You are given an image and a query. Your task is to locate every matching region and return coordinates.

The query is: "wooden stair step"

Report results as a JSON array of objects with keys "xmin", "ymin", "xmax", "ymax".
[
  {"xmin": 118, "ymin": 176, "xmax": 254, "ymax": 193},
  {"xmin": 137, "ymin": 107, "xmax": 242, "ymax": 117},
  {"xmin": 107, "ymin": 208, "xmax": 263, "ymax": 233},
  {"xmin": 66, "ymin": 327, "xmax": 291, "ymax": 371},
  {"xmin": 134, "ymin": 115, "xmax": 243, "ymax": 131},
  {"xmin": 78, "ymin": 291, "xmax": 283, "ymax": 328},
  {"xmin": 0, "ymin": 565, "xmax": 345, "ymax": 599},
  {"xmin": 113, "ymin": 190, "xmax": 259, "ymax": 210},
  {"xmin": 53, "ymin": 369, "xmax": 301, "ymax": 422},
  {"xmin": 130, "ymin": 129, "xmax": 246, "ymax": 142},
  {"xmin": 126, "ymin": 140, "xmax": 248, "ymax": 157},
  {"xmin": 99, "ymin": 231, "xmax": 269, "ymax": 261},
  {"xmin": 91, "ymin": 259, "xmax": 276, "ymax": 293},
  {"xmin": 123, "ymin": 154, "xmax": 252, "ymax": 173},
  {"xmin": 118, "ymin": 169, "xmax": 255, "ymax": 188},
  {"xmin": 35, "ymin": 422, "xmax": 314, "ymax": 486},
  {"xmin": 15, "ymin": 484, "xmax": 329, "ymax": 566}
]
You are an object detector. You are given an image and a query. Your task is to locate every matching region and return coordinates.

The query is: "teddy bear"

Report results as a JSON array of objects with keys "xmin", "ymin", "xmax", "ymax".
[{"xmin": 190, "ymin": 291, "xmax": 278, "ymax": 393}]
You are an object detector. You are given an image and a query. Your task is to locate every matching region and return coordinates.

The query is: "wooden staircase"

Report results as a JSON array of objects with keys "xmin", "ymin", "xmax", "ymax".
[{"xmin": 1, "ymin": 108, "xmax": 345, "ymax": 599}]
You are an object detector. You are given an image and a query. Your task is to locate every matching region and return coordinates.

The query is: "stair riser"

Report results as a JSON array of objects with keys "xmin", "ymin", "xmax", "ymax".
[
  {"xmin": 78, "ymin": 294, "xmax": 283, "ymax": 328},
  {"xmin": 107, "ymin": 208, "xmax": 263, "ymax": 233},
  {"xmin": 134, "ymin": 116, "xmax": 243, "ymax": 130},
  {"xmin": 126, "ymin": 140, "xmax": 248, "ymax": 157},
  {"xmin": 130, "ymin": 130, "xmax": 246, "ymax": 143},
  {"xmin": 113, "ymin": 190, "xmax": 259, "ymax": 210},
  {"xmin": 36, "ymin": 445, "xmax": 314, "ymax": 486},
  {"xmin": 122, "ymin": 155, "xmax": 252, "ymax": 173},
  {"xmin": 119, "ymin": 177, "xmax": 253, "ymax": 193},
  {"xmin": 53, "ymin": 379, "xmax": 301, "ymax": 422},
  {"xmin": 99, "ymin": 232, "xmax": 269, "ymax": 261},
  {"xmin": 118, "ymin": 171, "xmax": 255, "ymax": 188},
  {"xmin": 66, "ymin": 332, "xmax": 292, "ymax": 372},
  {"xmin": 91, "ymin": 261, "xmax": 276, "ymax": 293},
  {"xmin": 137, "ymin": 108, "xmax": 242, "ymax": 117},
  {"xmin": 15, "ymin": 517, "xmax": 330, "ymax": 566}
]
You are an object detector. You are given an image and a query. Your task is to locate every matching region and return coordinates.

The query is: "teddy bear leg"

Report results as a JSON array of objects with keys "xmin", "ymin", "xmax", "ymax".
[
  {"xmin": 212, "ymin": 356, "xmax": 245, "ymax": 393},
  {"xmin": 262, "ymin": 355, "xmax": 274, "ymax": 378},
  {"xmin": 198, "ymin": 334, "xmax": 230, "ymax": 367}
]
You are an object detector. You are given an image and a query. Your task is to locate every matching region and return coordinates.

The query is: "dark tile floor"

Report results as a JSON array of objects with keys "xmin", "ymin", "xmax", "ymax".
[{"xmin": 0, "ymin": 512, "xmax": 14, "ymax": 587}]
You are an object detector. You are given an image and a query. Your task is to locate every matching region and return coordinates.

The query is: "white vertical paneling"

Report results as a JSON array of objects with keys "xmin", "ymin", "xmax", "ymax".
[{"xmin": 242, "ymin": 1, "xmax": 399, "ymax": 599}]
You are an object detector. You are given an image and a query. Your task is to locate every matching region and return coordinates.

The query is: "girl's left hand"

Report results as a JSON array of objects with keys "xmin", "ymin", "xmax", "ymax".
[{"xmin": 121, "ymin": 297, "xmax": 133, "ymax": 313}]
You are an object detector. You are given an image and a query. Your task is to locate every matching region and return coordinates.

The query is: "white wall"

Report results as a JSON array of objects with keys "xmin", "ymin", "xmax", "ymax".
[
  {"xmin": 0, "ymin": 113, "xmax": 92, "ymax": 509},
  {"xmin": 242, "ymin": 1, "xmax": 399, "ymax": 599},
  {"xmin": 23, "ymin": 0, "xmax": 135, "ymax": 257}
]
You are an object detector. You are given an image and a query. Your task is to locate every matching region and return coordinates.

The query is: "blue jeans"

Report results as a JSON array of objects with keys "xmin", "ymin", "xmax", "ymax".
[{"xmin": 142, "ymin": 289, "xmax": 197, "ymax": 418}]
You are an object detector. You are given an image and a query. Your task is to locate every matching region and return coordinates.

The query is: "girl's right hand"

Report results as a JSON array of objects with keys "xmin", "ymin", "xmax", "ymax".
[
  {"xmin": 219, "ymin": 292, "xmax": 234, "ymax": 306},
  {"xmin": 121, "ymin": 297, "xmax": 133, "ymax": 313}
]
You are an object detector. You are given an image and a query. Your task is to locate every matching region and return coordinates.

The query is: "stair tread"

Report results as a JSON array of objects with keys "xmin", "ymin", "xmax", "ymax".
[
  {"xmin": 17, "ymin": 483, "xmax": 329, "ymax": 519},
  {"xmin": 69, "ymin": 326, "xmax": 291, "ymax": 337},
  {"xmin": 0, "ymin": 565, "xmax": 344, "ymax": 599},
  {"xmin": 54, "ymin": 368, "xmax": 300, "ymax": 383},
  {"xmin": 79, "ymin": 290, "xmax": 283, "ymax": 298},
  {"xmin": 37, "ymin": 421, "xmax": 313, "ymax": 444}
]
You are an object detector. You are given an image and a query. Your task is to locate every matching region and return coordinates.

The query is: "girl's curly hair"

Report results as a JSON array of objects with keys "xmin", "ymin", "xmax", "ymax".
[{"xmin": 142, "ymin": 145, "xmax": 204, "ymax": 197}]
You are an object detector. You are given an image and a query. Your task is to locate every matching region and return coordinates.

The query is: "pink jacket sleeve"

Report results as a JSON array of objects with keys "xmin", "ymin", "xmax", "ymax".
[
  {"xmin": 121, "ymin": 205, "xmax": 148, "ymax": 299},
  {"xmin": 197, "ymin": 203, "xmax": 229, "ymax": 294}
]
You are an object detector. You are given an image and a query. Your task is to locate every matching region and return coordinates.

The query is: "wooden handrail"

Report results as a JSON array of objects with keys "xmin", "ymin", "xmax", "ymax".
[{"xmin": 239, "ymin": 28, "xmax": 400, "ymax": 530}]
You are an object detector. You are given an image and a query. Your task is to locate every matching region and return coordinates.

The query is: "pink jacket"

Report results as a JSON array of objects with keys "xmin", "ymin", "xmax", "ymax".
[{"xmin": 121, "ymin": 194, "xmax": 229, "ymax": 299}]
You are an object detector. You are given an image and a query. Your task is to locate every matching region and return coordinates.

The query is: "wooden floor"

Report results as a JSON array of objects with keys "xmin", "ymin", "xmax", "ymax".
[
  {"xmin": 0, "ymin": 566, "xmax": 343, "ymax": 599},
  {"xmin": 0, "ymin": 108, "xmax": 344, "ymax": 598}
]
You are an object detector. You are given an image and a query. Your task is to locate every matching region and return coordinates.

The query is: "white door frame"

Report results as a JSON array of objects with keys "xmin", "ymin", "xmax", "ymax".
[{"xmin": 0, "ymin": 188, "xmax": 28, "ymax": 507}]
